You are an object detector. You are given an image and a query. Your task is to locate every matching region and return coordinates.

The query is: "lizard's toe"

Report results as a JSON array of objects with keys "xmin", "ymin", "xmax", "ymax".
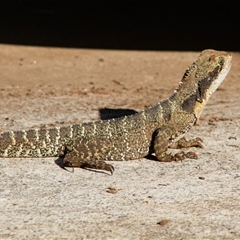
[
  {"xmin": 185, "ymin": 151, "xmax": 198, "ymax": 159},
  {"xmin": 174, "ymin": 151, "xmax": 198, "ymax": 161},
  {"xmin": 104, "ymin": 164, "xmax": 115, "ymax": 175},
  {"xmin": 84, "ymin": 161, "xmax": 115, "ymax": 175},
  {"xmin": 174, "ymin": 151, "xmax": 186, "ymax": 161},
  {"xmin": 192, "ymin": 137, "xmax": 204, "ymax": 148},
  {"xmin": 93, "ymin": 161, "xmax": 114, "ymax": 174}
]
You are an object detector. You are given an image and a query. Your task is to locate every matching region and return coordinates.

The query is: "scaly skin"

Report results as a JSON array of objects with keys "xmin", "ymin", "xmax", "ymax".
[{"xmin": 0, "ymin": 50, "xmax": 232, "ymax": 174}]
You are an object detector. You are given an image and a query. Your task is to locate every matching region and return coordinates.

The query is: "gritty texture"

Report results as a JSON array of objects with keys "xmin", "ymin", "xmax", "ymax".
[{"xmin": 0, "ymin": 45, "xmax": 239, "ymax": 239}]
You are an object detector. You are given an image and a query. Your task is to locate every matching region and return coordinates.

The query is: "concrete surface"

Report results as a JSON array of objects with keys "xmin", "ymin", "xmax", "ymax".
[{"xmin": 0, "ymin": 45, "xmax": 239, "ymax": 239}]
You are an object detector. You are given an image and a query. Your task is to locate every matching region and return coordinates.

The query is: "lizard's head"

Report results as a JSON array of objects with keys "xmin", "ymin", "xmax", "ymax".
[{"xmin": 178, "ymin": 49, "xmax": 232, "ymax": 119}]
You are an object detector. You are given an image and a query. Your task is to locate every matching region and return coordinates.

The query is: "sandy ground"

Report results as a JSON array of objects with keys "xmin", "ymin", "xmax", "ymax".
[{"xmin": 0, "ymin": 45, "xmax": 239, "ymax": 239}]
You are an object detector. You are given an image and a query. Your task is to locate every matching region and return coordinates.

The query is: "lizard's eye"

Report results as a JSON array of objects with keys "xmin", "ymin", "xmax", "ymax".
[{"xmin": 218, "ymin": 59, "xmax": 225, "ymax": 66}]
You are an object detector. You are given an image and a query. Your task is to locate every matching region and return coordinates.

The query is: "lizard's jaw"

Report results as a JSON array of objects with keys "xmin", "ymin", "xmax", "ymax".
[
  {"xmin": 205, "ymin": 54, "xmax": 232, "ymax": 101},
  {"xmin": 194, "ymin": 53, "xmax": 232, "ymax": 119}
]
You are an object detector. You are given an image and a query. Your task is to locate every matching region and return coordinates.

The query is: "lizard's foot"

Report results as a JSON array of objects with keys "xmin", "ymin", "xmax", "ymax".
[
  {"xmin": 155, "ymin": 150, "xmax": 198, "ymax": 162},
  {"xmin": 82, "ymin": 161, "xmax": 115, "ymax": 175},
  {"xmin": 64, "ymin": 159, "xmax": 114, "ymax": 175},
  {"xmin": 174, "ymin": 151, "xmax": 198, "ymax": 160},
  {"xmin": 63, "ymin": 153, "xmax": 114, "ymax": 174},
  {"xmin": 169, "ymin": 137, "xmax": 203, "ymax": 149}
]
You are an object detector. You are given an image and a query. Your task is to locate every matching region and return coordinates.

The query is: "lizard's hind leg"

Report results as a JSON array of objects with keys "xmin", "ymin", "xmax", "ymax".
[{"xmin": 63, "ymin": 151, "xmax": 114, "ymax": 174}]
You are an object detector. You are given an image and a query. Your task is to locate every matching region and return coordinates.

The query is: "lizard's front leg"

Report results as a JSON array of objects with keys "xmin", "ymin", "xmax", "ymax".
[
  {"xmin": 63, "ymin": 138, "xmax": 114, "ymax": 174},
  {"xmin": 153, "ymin": 128, "xmax": 202, "ymax": 162}
]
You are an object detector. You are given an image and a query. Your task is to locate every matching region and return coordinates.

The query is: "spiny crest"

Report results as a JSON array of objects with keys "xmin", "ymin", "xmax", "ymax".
[
  {"xmin": 182, "ymin": 62, "xmax": 197, "ymax": 82},
  {"xmin": 171, "ymin": 61, "xmax": 197, "ymax": 96}
]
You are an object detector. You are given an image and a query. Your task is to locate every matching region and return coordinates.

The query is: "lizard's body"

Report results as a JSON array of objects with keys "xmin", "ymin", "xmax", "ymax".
[{"xmin": 0, "ymin": 50, "xmax": 232, "ymax": 173}]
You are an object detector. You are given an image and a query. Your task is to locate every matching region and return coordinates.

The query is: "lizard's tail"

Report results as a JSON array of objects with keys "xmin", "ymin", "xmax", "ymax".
[{"xmin": 0, "ymin": 125, "xmax": 77, "ymax": 158}]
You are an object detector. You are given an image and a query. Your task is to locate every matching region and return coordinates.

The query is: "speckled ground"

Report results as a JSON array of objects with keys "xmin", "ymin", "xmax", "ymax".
[{"xmin": 0, "ymin": 45, "xmax": 239, "ymax": 239}]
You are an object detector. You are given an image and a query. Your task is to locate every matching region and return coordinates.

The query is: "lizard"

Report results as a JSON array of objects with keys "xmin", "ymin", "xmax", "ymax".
[{"xmin": 0, "ymin": 49, "xmax": 232, "ymax": 174}]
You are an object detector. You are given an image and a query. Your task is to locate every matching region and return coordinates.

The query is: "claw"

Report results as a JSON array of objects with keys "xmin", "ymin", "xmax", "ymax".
[
  {"xmin": 196, "ymin": 137, "xmax": 203, "ymax": 143},
  {"xmin": 104, "ymin": 163, "xmax": 115, "ymax": 175},
  {"xmin": 192, "ymin": 137, "xmax": 203, "ymax": 148},
  {"xmin": 185, "ymin": 151, "xmax": 198, "ymax": 159}
]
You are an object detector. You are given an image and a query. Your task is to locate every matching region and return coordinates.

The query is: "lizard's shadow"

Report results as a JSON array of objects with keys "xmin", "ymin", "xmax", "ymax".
[
  {"xmin": 55, "ymin": 157, "xmax": 65, "ymax": 169},
  {"xmin": 145, "ymin": 154, "xmax": 159, "ymax": 162},
  {"xmin": 55, "ymin": 107, "xmax": 138, "ymax": 170},
  {"xmin": 99, "ymin": 107, "xmax": 138, "ymax": 120}
]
